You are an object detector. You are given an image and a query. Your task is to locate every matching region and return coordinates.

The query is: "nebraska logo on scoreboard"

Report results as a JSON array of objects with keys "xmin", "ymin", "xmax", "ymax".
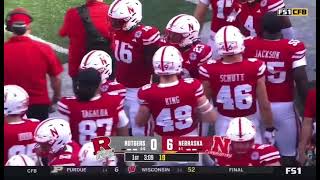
[
  {"xmin": 162, "ymin": 136, "xmax": 232, "ymax": 157},
  {"xmin": 91, "ymin": 136, "xmax": 115, "ymax": 161}
]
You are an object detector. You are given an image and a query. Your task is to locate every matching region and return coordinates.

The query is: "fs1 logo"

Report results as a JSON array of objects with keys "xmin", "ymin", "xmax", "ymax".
[
  {"xmin": 285, "ymin": 167, "xmax": 302, "ymax": 175},
  {"xmin": 91, "ymin": 136, "xmax": 115, "ymax": 161},
  {"xmin": 277, "ymin": 8, "xmax": 308, "ymax": 16}
]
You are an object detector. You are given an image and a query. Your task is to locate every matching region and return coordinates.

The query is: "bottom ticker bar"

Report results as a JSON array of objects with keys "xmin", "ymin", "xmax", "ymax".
[{"xmin": 4, "ymin": 167, "xmax": 316, "ymax": 177}]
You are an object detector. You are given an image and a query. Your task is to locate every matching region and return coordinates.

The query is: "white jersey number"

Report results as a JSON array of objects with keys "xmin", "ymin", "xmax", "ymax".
[
  {"xmin": 266, "ymin": 62, "xmax": 286, "ymax": 83},
  {"xmin": 8, "ymin": 143, "xmax": 36, "ymax": 159},
  {"xmin": 244, "ymin": 15, "xmax": 257, "ymax": 37},
  {"xmin": 114, "ymin": 40, "xmax": 133, "ymax": 64},
  {"xmin": 78, "ymin": 118, "xmax": 113, "ymax": 145},
  {"xmin": 156, "ymin": 105, "xmax": 193, "ymax": 132},
  {"xmin": 216, "ymin": 84, "xmax": 253, "ymax": 110},
  {"xmin": 216, "ymin": 0, "xmax": 234, "ymax": 19}
]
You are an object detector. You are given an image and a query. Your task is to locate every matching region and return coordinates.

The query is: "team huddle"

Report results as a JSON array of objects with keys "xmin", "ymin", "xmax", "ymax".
[{"xmin": 4, "ymin": 0, "xmax": 315, "ymax": 167}]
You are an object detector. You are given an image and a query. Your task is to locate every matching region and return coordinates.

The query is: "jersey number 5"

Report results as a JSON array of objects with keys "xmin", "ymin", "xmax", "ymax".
[
  {"xmin": 114, "ymin": 40, "xmax": 133, "ymax": 64},
  {"xmin": 216, "ymin": 84, "xmax": 253, "ymax": 110}
]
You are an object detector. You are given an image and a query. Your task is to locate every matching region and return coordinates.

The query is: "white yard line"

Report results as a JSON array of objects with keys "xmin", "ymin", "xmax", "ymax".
[{"xmin": 4, "ymin": 24, "xmax": 69, "ymax": 54}]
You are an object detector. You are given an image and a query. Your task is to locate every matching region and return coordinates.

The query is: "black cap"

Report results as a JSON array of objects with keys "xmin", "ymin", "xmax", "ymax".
[{"xmin": 262, "ymin": 12, "xmax": 282, "ymax": 34}]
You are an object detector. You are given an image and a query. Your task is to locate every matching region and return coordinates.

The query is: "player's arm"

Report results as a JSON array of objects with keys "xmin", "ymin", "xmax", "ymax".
[
  {"xmin": 50, "ymin": 75, "xmax": 62, "ymax": 105},
  {"xmin": 197, "ymin": 95, "xmax": 217, "ymax": 123},
  {"xmin": 193, "ymin": 0, "xmax": 210, "ymax": 27},
  {"xmin": 298, "ymin": 90, "xmax": 314, "ymax": 165},
  {"xmin": 57, "ymin": 99, "xmax": 71, "ymax": 122},
  {"xmin": 202, "ymin": 80, "xmax": 212, "ymax": 100},
  {"xmin": 298, "ymin": 117, "xmax": 313, "ymax": 165},
  {"xmin": 135, "ymin": 105, "xmax": 151, "ymax": 127},
  {"xmin": 198, "ymin": 65, "xmax": 213, "ymax": 99},
  {"xmin": 117, "ymin": 109, "xmax": 129, "ymax": 136},
  {"xmin": 256, "ymin": 76, "xmax": 274, "ymax": 129},
  {"xmin": 293, "ymin": 66, "xmax": 308, "ymax": 107},
  {"xmin": 280, "ymin": 16, "xmax": 295, "ymax": 39}
]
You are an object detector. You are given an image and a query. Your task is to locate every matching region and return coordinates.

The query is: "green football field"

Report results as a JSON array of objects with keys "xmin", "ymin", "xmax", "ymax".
[{"xmin": 4, "ymin": 0, "xmax": 209, "ymax": 64}]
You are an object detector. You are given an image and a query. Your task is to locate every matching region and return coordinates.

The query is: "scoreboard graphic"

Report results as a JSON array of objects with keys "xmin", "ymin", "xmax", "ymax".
[{"xmin": 91, "ymin": 136, "xmax": 232, "ymax": 162}]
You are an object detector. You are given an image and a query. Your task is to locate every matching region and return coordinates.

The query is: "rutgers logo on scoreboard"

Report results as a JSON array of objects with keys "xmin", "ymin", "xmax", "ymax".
[{"xmin": 277, "ymin": 8, "xmax": 308, "ymax": 16}]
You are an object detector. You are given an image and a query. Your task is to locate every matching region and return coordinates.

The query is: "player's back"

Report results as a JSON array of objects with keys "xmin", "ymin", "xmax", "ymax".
[
  {"xmin": 48, "ymin": 141, "xmax": 81, "ymax": 166},
  {"xmin": 181, "ymin": 41, "xmax": 213, "ymax": 79},
  {"xmin": 236, "ymin": 0, "xmax": 285, "ymax": 37},
  {"xmin": 138, "ymin": 78, "xmax": 204, "ymax": 136},
  {"xmin": 58, "ymin": 94, "xmax": 122, "ymax": 145},
  {"xmin": 215, "ymin": 144, "xmax": 281, "ymax": 166},
  {"xmin": 199, "ymin": 58, "xmax": 265, "ymax": 117},
  {"xmin": 209, "ymin": 0, "xmax": 240, "ymax": 32},
  {"xmin": 112, "ymin": 24, "xmax": 160, "ymax": 88},
  {"xmin": 4, "ymin": 118, "xmax": 40, "ymax": 163},
  {"xmin": 244, "ymin": 37, "xmax": 306, "ymax": 102}
]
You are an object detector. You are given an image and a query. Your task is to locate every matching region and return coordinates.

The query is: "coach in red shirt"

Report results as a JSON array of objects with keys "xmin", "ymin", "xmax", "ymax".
[
  {"xmin": 4, "ymin": 8, "xmax": 63, "ymax": 120},
  {"xmin": 59, "ymin": 0, "xmax": 112, "ymax": 79}
]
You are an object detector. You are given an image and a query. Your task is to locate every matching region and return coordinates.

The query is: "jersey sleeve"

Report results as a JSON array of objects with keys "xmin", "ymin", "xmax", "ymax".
[
  {"xmin": 266, "ymin": 0, "xmax": 285, "ymax": 12},
  {"xmin": 137, "ymin": 84, "xmax": 152, "ymax": 106},
  {"xmin": 255, "ymin": 59, "xmax": 267, "ymax": 79},
  {"xmin": 142, "ymin": 26, "xmax": 161, "ymax": 46},
  {"xmin": 304, "ymin": 88, "xmax": 316, "ymax": 118},
  {"xmin": 258, "ymin": 145, "xmax": 281, "ymax": 165},
  {"xmin": 289, "ymin": 40, "xmax": 307, "ymax": 69},
  {"xmin": 192, "ymin": 79, "xmax": 205, "ymax": 98},
  {"xmin": 57, "ymin": 97, "xmax": 71, "ymax": 116},
  {"xmin": 198, "ymin": 64, "xmax": 211, "ymax": 81},
  {"xmin": 195, "ymin": 44, "xmax": 213, "ymax": 64}
]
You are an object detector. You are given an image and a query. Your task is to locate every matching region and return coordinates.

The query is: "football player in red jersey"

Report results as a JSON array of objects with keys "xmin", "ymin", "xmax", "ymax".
[
  {"xmin": 136, "ymin": 46, "xmax": 216, "ymax": 166},
  {"xmin": 298, "ymin": 87, "xmax": 316, "ymax": 165},
  {"xmin": 80, "ymin": 50, "xmax": 126, "ymax": 97},
  {"xmin": 243, "ymin": 12, "xmax": 308, "ymax": 165},
  {"xmin": 57, "ymin": 68, "xmax": 129, "ymax": 146},
  {"xmin": 193, "ymin": 0, "xmax": 242, "ymax": 59},
  {"xmin": 164, "ymin": 14, "xmax": 213, "ymax": 136},
  {"xmin": 235, "ymin": 0, "xmax": 295, "ymax": 38},
  {"xmin": 108, "ymin": 0, "xmax": 160, "ymax": 136},
  {"xmin": 212, "ymin": 117, "xmax": 281, "ymax": 166},
  {"xmin": 199, "ymin": 25, "xmax": 275, "ymax": 144},
  {"xmin": 136, "ymin": 46, "xmax": 216, "ymax": 137},
  {"xmin": 34, "ymin": 118, "xmax": 80, "ymax": 166},
  {"xmin": 4, "ymin": 85, "xmax": 40, "ymax": 164}
]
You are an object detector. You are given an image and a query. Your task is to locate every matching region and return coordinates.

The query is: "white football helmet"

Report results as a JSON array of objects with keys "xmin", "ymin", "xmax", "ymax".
[
  {"xmin": 108, "ymin": 0, "xmax": 142, "ymax": 31},
  {"xmin": 5, "ymin": 154, "xmax": 36, "ymax": 166},
  {"xmin": 215, "ymin": 25, "xmax": 245, "ymax": 56},
  {"xmin": 79, "ymin": 142, "xmax": 117, "ymax": 166},
  {"xmin": 80, "ymin": 50, "xmax": 113, "ymax": 84},
  {"xmin": 165, "ymin": 14, "xmax": 200, "ymax": 48},
  {"xmin": 4, "ymin": 85, "xmax": 29, "ymax": 116},
  {"xmin": 153, "ymin": 46, "xmax": 183, "ymax": 75},
  {"xmin": 34, "ymin": 118, "xmax": 72, "ymax": 155},
  {"xmin": 226, "ymin": 117, "xmax": 256, "ymax": 142}
]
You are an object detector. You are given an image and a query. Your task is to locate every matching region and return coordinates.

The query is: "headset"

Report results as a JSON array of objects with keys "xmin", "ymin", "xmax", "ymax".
[{"xmin": 5, "ymin": 8, "xmax": 33, "ymax": 35}]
